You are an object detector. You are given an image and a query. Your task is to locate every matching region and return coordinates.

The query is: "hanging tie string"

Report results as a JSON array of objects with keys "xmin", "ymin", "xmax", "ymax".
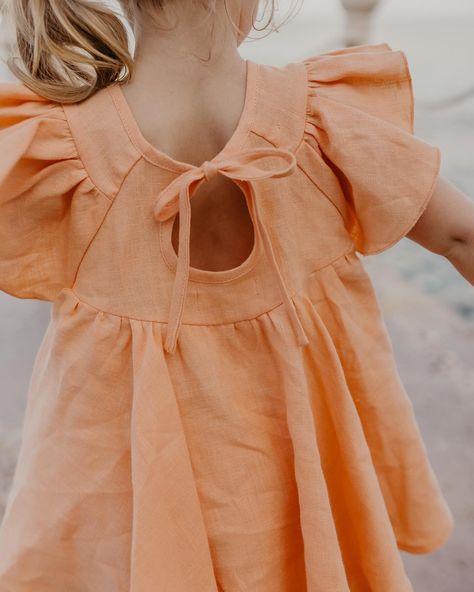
[{"xmin": 153, "ymin": 147, "xmax": 309, "ymax": 354}]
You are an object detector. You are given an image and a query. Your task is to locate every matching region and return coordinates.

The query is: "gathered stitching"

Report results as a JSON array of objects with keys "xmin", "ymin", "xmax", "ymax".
[
  {"xmin": 61, "ymin": 103, "xmax": 117, "ymax": 203},
  {"xmin": 64, "ymin": 246, "xmax": 357, "ymax": 327}
]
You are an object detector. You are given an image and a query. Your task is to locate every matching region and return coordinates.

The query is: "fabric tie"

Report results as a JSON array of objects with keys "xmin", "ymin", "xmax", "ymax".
[{"xmin": 153, "ymin": 146, "xmax": 310, "ymax": 354}]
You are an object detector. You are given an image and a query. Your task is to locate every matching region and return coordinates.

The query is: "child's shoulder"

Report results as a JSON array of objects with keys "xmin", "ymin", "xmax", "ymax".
[
  {"xmin": 0, "ymin": 78, "xmax": 139, "ymax": 199},
  {"xmin": 0, "ymin": 80, "xmax": 67, "ymax": 131},
  {"xmin": 293, "ymin": 42, "xmax": 414, "ymax": 134},
  {"xmin": 289, "ymin": 43, "xmax": 441, "ymax": 257},
  {"xmin": 297, "ymin": 41, "xmax": 410, "ymax": 81},
  {"xmin": 251, "ymin": 42, "xmax": 415, "ymax": 139}
]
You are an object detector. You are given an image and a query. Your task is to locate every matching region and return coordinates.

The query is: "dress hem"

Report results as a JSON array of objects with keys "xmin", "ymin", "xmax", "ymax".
[{"xmin": 396, "ymin": 519, "xmax": 454, "ymax": 555}]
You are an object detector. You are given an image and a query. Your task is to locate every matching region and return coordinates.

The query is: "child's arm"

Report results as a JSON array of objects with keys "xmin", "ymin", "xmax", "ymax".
[{"xmin": 406, "ymin": 176, "xmax": 474, "ymax": 285}]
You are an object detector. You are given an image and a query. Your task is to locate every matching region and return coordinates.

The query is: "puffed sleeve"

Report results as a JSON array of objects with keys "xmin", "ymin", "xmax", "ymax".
[
  {"xmin": 302, "ymin": 43, "xmax": 441, "ymax": 255},
  {"xmin": 0, "ymin": 82, "xmax": 112, "ymax": 301}
]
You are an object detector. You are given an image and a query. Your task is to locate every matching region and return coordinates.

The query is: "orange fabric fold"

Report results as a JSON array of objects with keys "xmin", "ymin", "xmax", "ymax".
[
  {"xmin": 0, "ymin": 43, "xmax": 454, "ymax": 591},
  {"xmin": 153, "ymin": 147, "xmax": 307, "ymax": 353},
  {"xmin": 302, "ymin": 42, "xmax": 441, "ymax": 256}
]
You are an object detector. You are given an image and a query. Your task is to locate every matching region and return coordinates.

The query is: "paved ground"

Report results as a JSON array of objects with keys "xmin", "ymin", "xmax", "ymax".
[
  {"xmin": 1, "ymin": 4, "xmax": 473, "ymax": 590},
  {"xmin": 364, "ymin": 260, "xmax": 474, "ymax": 591}
]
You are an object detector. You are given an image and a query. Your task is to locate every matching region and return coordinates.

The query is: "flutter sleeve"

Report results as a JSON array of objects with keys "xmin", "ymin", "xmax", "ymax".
[
  {"xmin": 0, "ymin": 82, "xmax": 112, "ymax": 301},
  {"xmin": 302, "ymin": 43, "xmax": 441, "ymax": 255}
]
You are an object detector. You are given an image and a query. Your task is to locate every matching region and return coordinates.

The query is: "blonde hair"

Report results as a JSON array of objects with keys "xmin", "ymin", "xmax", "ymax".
[{"xmin": 2, "ymin": 0, "xmax": 301, "ymax": 104}]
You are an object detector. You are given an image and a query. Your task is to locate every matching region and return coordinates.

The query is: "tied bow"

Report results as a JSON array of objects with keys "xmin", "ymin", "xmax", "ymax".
[{"xmin": 153, "ymin": 146, "xmax": 310, "ymax": 354}]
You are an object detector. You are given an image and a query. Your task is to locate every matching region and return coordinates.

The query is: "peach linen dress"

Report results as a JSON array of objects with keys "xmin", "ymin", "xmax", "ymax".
[{"xmin": 0, "ymin": 43, "xmax": 454, "ymax": 591}]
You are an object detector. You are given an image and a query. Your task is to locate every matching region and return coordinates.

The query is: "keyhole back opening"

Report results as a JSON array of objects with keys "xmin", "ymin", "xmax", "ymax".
[{"xmin": 170, "ymin": 175, "xmax": 257, "ymax": 274}]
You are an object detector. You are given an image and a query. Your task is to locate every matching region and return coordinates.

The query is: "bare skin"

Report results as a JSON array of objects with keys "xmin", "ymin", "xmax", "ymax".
[
  {"xmin": 122, "ymin": 1, "xmax": 474, "ymax": 282},
  {"xmin": 407, "ymin": 176, "xmax": 474, "ymax": 285},
  {"xmin": 121, "ymin": 0, "xmax": 259, "ymax": 272}
]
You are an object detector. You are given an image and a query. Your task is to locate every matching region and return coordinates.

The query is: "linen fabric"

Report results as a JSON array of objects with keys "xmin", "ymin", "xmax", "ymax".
[{"xmin": 0, "ymin": 43, "xmax": 453, "ymax": 591}]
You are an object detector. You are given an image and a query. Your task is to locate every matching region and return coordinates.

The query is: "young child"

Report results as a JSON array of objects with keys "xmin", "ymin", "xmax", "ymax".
[{"xmin": 0, "ymin": 1, "xmax": 473, "ymax": 590}]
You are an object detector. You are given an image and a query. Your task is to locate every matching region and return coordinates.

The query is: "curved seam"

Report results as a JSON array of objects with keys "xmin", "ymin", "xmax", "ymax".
[
  {"xmin": 293, "ymin": 62, "xmax": 311, "ymax": 156},
  {"xmin": 296, "ymin": 51, "xmax": 412, "ymax": 153},
  {"xmin": 9, "ymin": 104, "xmax": 81, "ymax": 168},
  {"xmin": 107, "ymin": 61, "xmax": 262, "ymax": 173},
  {"xmin": 61, "ymin": 103, "xmax": 115, "ymax": 203},
  {"xmin": 106, "ymin": 85, "xmax": 174, "ymax": 170},
  {"xmin": 159, "ymin": 213, "xmax": 263, "ymax": 284},
  {"xmin": 159, "ymin": 177, "xmax": 262, "ymax": 284},
  {"xmin": 359, "ymin": 146, "xmax": 441, "ymax": 256},
  {"xmin": 65, "ymin": 246, "xmax": 356, "ymax": 326},
  {"xmin": 296, "ymin": 158, "xmax": 349, "ymax": 226},
  {"xmin": 69, "ymin": 156, "xmax": 144, "ymax": 289},
  {"xmin": 293, "ymin": 77, "xmax": 413, "ymax": 159}
]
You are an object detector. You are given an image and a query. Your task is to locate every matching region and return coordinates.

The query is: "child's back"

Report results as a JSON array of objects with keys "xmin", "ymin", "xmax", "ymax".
[
  {"xmin": 0, "ymin": 1, "xmax": 464, "ymax": 591},
  {"xmin": 121, "ymin": 57, "xmax": 258, "ymax": 274}
]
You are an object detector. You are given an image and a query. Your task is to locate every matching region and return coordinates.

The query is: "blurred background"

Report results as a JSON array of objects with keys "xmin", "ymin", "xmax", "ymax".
[{"xmin": 1, "ymin": 1, "xmax": 473, "ymax": 589}]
